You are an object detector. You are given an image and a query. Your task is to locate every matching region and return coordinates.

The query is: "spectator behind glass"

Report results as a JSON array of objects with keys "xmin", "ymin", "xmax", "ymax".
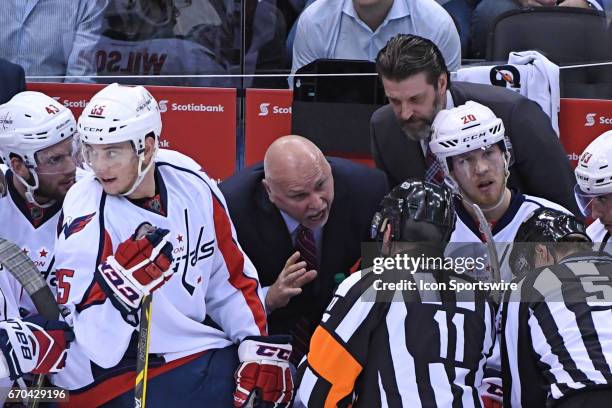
[
  {"xmin": 93, "ymin": 0, "xmax": 236, "ymax": 87},
  {"xmin": 436, "ymin": 0, "xmax": 482, "ymax": 56},
  {"xmin": 471, "ymin": 0, "xmax": 604, "ymax": 59},
  {"xmin": 291, "ymin": 0, "xmax": 462, "ymax": 73},
  {"xmin": 0, "ymin": 0, "xmax": 107, "ymax": 82},
  {"xmin": 0, "ymin": 59, "xmax": 25, "ymax": 104},
  {"xmin": 187, "ymin": 0, "xmax": 288, "ymax": 88},
  {"xmin": 94, "ymin": 0, "xmax": 287, "ymax": 88}
]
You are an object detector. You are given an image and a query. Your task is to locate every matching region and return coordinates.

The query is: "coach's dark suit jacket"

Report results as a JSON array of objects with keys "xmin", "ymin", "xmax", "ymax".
[
  {"xmin": 219, "ymin": 157, "xmax": 388, "ymax": 337},
  {"xmin": 370, "ymin": 81, "xmax": 580, "ymax": 216},
  {"xmin": 0, "ymin": 58, "xmax": 25, "ymax": 104}
]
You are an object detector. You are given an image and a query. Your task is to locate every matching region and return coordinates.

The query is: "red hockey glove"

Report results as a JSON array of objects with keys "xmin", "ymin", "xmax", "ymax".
[
  {"xmin": 0, "ymin": 317, "xmax": 74, "ymax": 380},
  {"xmin": 234, "ymin": 335, "xmax": 293, "ymax": 408},
  {"xmin": 96, "ymin": 223, "xmax": 174, "ymax": 320},
  {"xmin": 480, "ymin": 377, "xmax": 503, "ymax": 408}
]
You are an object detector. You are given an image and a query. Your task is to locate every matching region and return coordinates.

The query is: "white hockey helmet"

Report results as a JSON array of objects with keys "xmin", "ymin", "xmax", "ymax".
[
  {"xmin": 429, "ymin": 101, "xmax": 510, "ymax": 177},
  {"xmin": 78, "ymin": 83, "xmax": 161, "ymax": 150},
  {"xmin": 78, "ymin": 83, "xmax": 161, "ymax": 197},
  {"xmin": 0, "ymin": 91, "xmax": 76, "ymax": 169},
  {"xmin": 574, "ymin": 130, "xmax": 612, "ymax": 215},
  {"xmin": 0, "ymin": 91, "xmax": 76, "ymax": 206}
]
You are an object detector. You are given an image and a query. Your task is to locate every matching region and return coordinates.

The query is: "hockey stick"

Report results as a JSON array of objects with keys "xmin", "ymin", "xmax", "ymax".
[
  {"xmin": 134, "ymin": 295, "xmax": 152, "ymax": 408},
  {"xmin": 0, "ymin": 238, "xmax": 60, "ymax": 408},
  {"xmin": 0, "ymin": 171, "xmax": 7, "ymax": 198},
  {"xmin": 0, "ymin": 239, "xmax": 59, "ymax": 319},
  {"xmin": 134, "ymin": 223, "xmax": 155, "ymax": 408},
  {"xmin": 444, "ymin": 175, "xmax": 503, "ymax": 302},
  {"xmin": 468, "ymin": 202, "xmax": 502, "ymax": 304}
]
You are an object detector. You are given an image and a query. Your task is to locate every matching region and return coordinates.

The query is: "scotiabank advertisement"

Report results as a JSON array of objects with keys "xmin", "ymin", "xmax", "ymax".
[
  {"xmin": 243, "ymin": 93, "xmax": 612, "ymax": 169},
  {"xmin": 243, "ymin": 89, "xmax": 375, "ymax": 167},
  {"xmin": 25, "ymin": 83, "xmax": 612, "ymax": 174},
  {"xmin": 244, "ymin": 89, "xmax": 293, "ymax": 166},
  {"xmin": 559, "ymin": 98, "xmax": 612, "ymax": 167},
  {"xmin": 27, "ymin": 82, "xmax": 237, "ymax": 180}
]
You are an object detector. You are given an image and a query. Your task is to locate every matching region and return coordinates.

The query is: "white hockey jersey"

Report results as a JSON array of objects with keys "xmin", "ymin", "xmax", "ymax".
[
  {"xmin": 53, "ymin": 157, "xmax": 266, "ymax": 401},
  {"xmin": 93, "ymin": 35, "xmax": 237, "ymax": 88},
  {"xmin": 455, "ymin": 51, "xmax": 560, "ymax": 136},
  {"xmin": 587, "ymin": 219, "xmax": 612, "ymax": 254},
  {"xmin": 446, "ymin": 192, "xmax": 570, "ymax": 283},
  {"xmin": 0, "ymin": 151, "xmax": 195, "ymax": 321},
  {"xmin": 447, "ymin": 191, "xmax": 569, "ymax": 379},
  {"xmin": 0, "ymin": 170, "xmax": 63, "ymax": 316}
]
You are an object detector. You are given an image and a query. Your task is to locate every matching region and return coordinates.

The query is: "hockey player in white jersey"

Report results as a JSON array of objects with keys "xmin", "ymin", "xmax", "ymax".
[
  {"xmin": 54, "ymin": 83, "xmax": 293, "ymax": 407},
  {"xmin": 429, "ymin": 101, "xmax": 571, "ymax": 408},
  {"xmin": 0, "ymin": 91, "xmax": 78, "ymax": 299},
  {"xmin": 574, "ymin": 130, "xmax": 612, "ymax": 251},
  {"xmin": 429, "ymin": 100, "xmax": 570, "ymax": 283},
  {"xmin": 0, "ymin": 92, "xmax": 77, "ymax": 391}
]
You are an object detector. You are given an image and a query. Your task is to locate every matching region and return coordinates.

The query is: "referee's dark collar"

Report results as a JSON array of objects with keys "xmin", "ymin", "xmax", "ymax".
[{"xmin": 558, "ymin": 250, "xmax": 612, "ymax": 265}]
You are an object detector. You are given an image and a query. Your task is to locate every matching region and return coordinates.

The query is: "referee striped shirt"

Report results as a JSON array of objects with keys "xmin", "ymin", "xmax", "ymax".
[
  {"xmin": 295, "ymin": 264, "xmax": 496, "ymax": 407},
  {"xmin": 501, "ymin": 251, "xmax": 612, "ymax": 408}
]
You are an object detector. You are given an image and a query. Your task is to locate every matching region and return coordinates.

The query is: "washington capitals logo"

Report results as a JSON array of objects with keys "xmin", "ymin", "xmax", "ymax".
[
  {"xmin": 490, "ymin": 65, "xmax": 521, "ymax": 89},
  {"xmin": 62, "ymin": 213, "xmax": 96, "ymax": 239}
]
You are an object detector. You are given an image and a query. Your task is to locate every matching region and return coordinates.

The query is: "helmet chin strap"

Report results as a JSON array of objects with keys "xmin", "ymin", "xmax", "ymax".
[
  {"xmin": 121, "ymin": 146, "xmax": 158, "ymax": 197},
  {"xmin": 13, "ymin": 169, "xmax": 56, "ymax": 209}
]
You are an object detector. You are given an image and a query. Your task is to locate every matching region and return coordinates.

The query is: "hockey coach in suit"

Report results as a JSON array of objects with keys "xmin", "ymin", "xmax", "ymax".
[
  {"xmin": 370, "ymin": 34, "xmax": 580, "ymax": 216},
  {"xmin": 220, "ymin": 135, "xmax": 388, "ymax": 363}
]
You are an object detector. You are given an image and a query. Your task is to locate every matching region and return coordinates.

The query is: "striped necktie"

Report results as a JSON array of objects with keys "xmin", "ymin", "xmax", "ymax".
[
  {"xmin": 289, "ymin": 225, "xmax": 319, "ymax": 365},
  {"xmin": 425, "ymin": 144, "xmax": 445, "ymax": 185},
  {"xmin": 295, "ymin": 225, "xmax": 318, "ymax": 271}
]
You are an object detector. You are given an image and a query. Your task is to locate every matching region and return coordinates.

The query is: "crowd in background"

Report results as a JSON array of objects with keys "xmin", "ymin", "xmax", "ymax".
[{"xmin": 1, "ymin": 0, "xmax": 611, "ymax": 89}]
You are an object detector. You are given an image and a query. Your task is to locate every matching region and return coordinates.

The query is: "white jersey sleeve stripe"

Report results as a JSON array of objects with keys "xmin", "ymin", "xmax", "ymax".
[{"xmin": 210, "ymin": 191, "xmax": 267, "ymax": 335}]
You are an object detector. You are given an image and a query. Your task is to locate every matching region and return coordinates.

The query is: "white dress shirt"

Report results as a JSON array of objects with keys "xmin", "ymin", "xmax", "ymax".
[{"xmin": 292, "ymin": 0, "xmax": 461, "ymax": 73}]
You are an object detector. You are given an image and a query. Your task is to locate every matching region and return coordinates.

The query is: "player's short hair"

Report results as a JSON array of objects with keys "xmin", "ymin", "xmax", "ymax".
[
  {"xmin": 509, "ymin": 208, "xmax": 591, "ymax": 277},
  {"xmin": 375, "ymin": 34, "xmax": 450, "ymax": 88}
]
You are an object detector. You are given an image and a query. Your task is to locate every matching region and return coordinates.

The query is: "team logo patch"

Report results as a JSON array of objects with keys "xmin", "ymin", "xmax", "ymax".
[
  {"xmin": 490, "ymin": 65, "xmax": 521, "ymax": 89},
  {"xmin": 0, "ymin": 112, "xmax": 13, "ymax": 130},
  {"xmin": 62, "ymin": 213, "xmax": 96, "ymax": 238}
]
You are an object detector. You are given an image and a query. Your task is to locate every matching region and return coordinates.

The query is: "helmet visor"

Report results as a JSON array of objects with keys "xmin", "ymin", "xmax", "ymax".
[
  {"xmin": 81, "ymin": 141, "xmax": 138, "ymax": 171},
  {"xmin": 574, "ymin": 184, "xmax": 598, "ymax": 217},
  {"xmin": 34, "ymin": 136, "xmax": 78, "ymax": 175},
  {"xmin": 449, "ymin": 144, "xmax": 505, "ymax": 177},
  {"xmin": 574, "ymin": 184, "xmax": 612, "ymax": 218}
]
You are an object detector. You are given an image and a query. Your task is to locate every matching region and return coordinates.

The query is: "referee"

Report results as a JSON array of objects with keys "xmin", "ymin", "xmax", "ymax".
[
  {"xmin": 295, "ymin": 180, "xmax": 496, "ymax": 407},
  {"xmin": 503, "ymin": 207, "xmax": 612, "ymax": 408}
]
